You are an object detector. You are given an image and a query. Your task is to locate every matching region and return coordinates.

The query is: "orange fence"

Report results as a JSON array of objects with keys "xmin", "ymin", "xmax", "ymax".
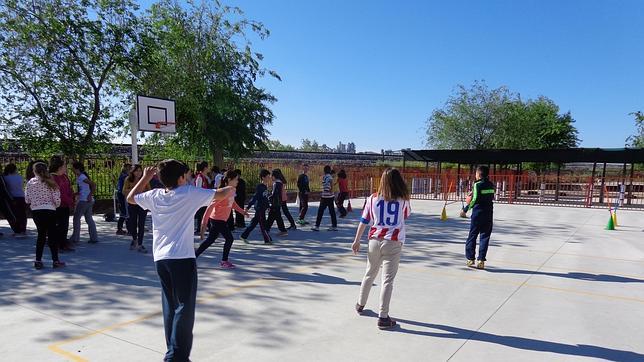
[{"xmin": 346, "ymin": 172, "xmax": 644, "ymax": 210}]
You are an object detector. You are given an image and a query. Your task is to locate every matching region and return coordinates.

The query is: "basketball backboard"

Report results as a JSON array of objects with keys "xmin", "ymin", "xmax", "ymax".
[{"xmin": 136, "ymin": 95, "xmax": 176, "ymax": 133}]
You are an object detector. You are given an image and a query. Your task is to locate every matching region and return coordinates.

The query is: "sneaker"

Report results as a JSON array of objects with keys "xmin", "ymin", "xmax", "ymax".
[
  {"xmin": 377, "ymin": 317, "xmax": 397, "ymax": 330},
  {"xmin": 88, "ymin": 240, "xmax": 99, "ymax": 244},
  {"xmin": 137, "ymin": 245, "xmax": 148, "ymax": 254},
  {"xmin": 311, "ymin": 226, "xmax": 320, "ymax": 231},
  {"xmin": 327, "ymin": 226, "xmax": 338, "ymax": 231},
  {"xmin": 34, "ymin": 261, "xmax": 44, "ymax": 270},
  {"xmin": 116, "ymin": 230, "xmax": 128, "ymax": 235},
  {"xmin": 264, "ymin": 241, "xmax": 273, "ymax": 245},
  {"xmin": 466, "ymin": 259, "xmax": 475, "ymax": 267},
  {"xmin": 296, "ymin": 220, "xmax": 305, "ymax": 225},
  {"xmin": 53, "ymin": 260, "xmax": 66, "ymax": 269},
  {"xmin": 240, "ymin": 237, "xmax": 249, "ymax": 244},
  {"xmin": 277, "ymin": 231, "xmax": 288, "ymax": 237},
  {"xmin": 220, "ymin": 261, "xmax": 236, "ymax": 269},
  {"xmin": 355, "ymin": 303, "xmax": 365, "ymax": 315},
  {"xmin": 303, "ymin": 220, "xmax": 310, "ymax": 225},
  {"xmin": 287, "ymin": 225, "xmax": 297, "ymax": 230},
  {"xmin": 476, "ymin": 260, "xmax": 485, "ymax": 270}
]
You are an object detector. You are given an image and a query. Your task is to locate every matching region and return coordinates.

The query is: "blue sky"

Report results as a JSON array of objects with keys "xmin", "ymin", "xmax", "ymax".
[{"xmin": 145, "ymin": 0, "xmax": 644, "ymax": 152}]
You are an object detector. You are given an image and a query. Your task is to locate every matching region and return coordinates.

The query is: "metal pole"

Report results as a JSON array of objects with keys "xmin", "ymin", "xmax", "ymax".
[
  {"xmin": 129, "ymin": 108, "xmax": 138, "ymax": 164},
  {"xmin": 628, "ymin": 163, "xmax": 634, "ymax": 205},
  {"xmin": 555, "ymin": 163, "xmax": 561, "ymax": 202},
  {"xmin": 599, "ymin": 162, "xmax": 607, "ymax": 204}
]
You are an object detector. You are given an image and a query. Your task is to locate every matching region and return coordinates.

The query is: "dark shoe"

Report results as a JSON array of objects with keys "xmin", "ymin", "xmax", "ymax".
[
  {"xmin": 287, "ymin": 225, "xmax": 297, "ymax": 230},
  {"xmin": 34, "ymin": 261, "xmax": 44, "ymax": 270},
  {"xmin": 116, "ymin": 230, "xmax": 128, "ymax": 235},
  {"xmin": 264, "ymin": 241, "xmax": 273, "ymax": 245},
  {"xmin": 88, "ymin": 240, "xmax": 98, "ymax": 244},
  {"xmin": 137, "ymin": 245, "xmax": 148, "ymax": 254},
  {"xmin": 355, "ymin": 303, "xmax": 365, "ymax": 315},
  {"xmin": 378, "ymin": 317, "xmax": 397, "ymax": 330},
  {"xmin": 53, "ymin": 260, "xmax": 66, "ymax": 269}
]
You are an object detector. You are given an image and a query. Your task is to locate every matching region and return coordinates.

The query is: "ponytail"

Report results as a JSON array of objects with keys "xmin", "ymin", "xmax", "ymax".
[{"xmin": 33, "ymin": 162, "xmax": 58, "ymax": 190}]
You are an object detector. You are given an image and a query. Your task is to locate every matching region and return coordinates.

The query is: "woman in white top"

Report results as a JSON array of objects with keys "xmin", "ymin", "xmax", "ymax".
[
  {"xmin": 69, "ymin": 161, "xmax": 98, "ymax": 243},
  {"xmin": 25, "ymin": 162, "xmax": 64, "ymax": 269}
]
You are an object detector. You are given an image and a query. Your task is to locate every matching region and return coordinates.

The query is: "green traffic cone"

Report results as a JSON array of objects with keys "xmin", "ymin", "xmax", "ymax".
[{"xmin": 605, "ymin": 214, "xmax": 615, "ymax": 230}]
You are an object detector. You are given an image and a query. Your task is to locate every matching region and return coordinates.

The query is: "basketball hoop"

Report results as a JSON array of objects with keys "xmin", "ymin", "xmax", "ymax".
[{"xmin": 154, "ymin": 121, "xmax": 176, "ymax": 131}]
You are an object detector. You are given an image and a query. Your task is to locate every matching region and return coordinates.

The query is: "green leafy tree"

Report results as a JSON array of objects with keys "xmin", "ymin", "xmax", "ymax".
[
  {"xmin": 266, "ymin": 139, "xmax": 295, "ymax": 151},
  {"xmin": 425, "ymin": 81, "xmax": 511, "ymax": 149},
  {"xmin": 121, "ymin": 0, "xmax": 278, "ymax": 167},
  {"xmin": 0, "ymin": 0, "xmax": 138, "ymax": 159},
  {"xmin": 426, "ymin": 81, "xmax": 579, "ymax": 150},
  {"xmin": 626, "ymin": 111, "xmax": 643, "ymax": 148}
]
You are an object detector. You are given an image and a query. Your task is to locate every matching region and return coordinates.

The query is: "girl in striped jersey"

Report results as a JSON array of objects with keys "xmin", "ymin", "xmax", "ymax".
[{"xmin": 352, "ymin": 168, "xmax": 411, "ymax": 330}]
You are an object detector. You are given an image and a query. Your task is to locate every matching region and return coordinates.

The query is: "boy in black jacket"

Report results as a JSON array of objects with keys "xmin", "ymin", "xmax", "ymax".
[{"xmin": 240, "ymin": 169, "xmax": 272, "ymax": 244}]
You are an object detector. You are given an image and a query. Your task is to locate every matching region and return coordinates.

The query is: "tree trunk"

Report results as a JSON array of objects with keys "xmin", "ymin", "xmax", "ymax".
[{"xmin": 212, "ymin": 148, "xmax": 224, "ymax": 169}]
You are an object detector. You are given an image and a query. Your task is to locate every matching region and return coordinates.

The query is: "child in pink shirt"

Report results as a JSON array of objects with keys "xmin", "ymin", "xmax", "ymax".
[{"xmin": 196, "ymin": 170, "xmax": 248, "ymax": 269}]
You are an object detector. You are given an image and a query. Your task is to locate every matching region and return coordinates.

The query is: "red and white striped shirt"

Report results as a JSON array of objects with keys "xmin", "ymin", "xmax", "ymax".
[{"xmin": 360, "ymin": 193, "xmax": 411, "ymax": 243}]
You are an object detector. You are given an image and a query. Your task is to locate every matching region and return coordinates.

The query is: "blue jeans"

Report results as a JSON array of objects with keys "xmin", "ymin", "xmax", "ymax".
[
  {"xmin": 465, "ymin": 214, "xmax": 493, "ymax": 261},
  {"xmin": 156, "ymin": 258, "xmax": 198, "ymax": 362}
]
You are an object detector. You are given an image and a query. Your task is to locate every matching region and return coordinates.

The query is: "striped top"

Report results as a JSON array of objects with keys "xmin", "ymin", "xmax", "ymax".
[
  {"xmin": 320, "ymin": 174, "xmax": 334, "ymax": 198},
  {"xmin": 360, "ymin": 193, "xmax": 411, "ymax": 243}
]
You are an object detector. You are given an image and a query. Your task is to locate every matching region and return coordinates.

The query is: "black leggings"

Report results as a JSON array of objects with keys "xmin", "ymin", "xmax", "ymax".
[
  {"xmin": 54, "ymin": 207, "xmax": 71, "ymax": 247},
  {"xmin": 127, "ymin": 204, "xmax": 148, "ymax": 246},
  {"xmin": 266, "ymin": 207, "xmax": 286, "ymax": 232},
  {"xmin": 316, "ymin": 197, "xmax": 337, "ymax": 227},
  {"xmin": 32, "ymin": 209, "xmax": 59, "ymax": 262},
  {"xmin": 281, "ymin": 202, "xmax": 296, "ymax": 227},
  {"xmin": 196, "ymin": 220, "xmax": 234, "ymax": 261}
]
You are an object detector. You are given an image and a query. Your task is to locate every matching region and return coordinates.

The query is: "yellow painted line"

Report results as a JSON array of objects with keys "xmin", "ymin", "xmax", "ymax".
[
  {"xmin": 47, "ymin": 254, "xmax": 352, "ymax": 361},
  {"xmin": 48, "ymin": 344, "xmax": 88, "ymax": 362}
]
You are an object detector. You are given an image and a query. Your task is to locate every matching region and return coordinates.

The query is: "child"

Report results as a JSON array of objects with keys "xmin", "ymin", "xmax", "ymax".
[
  {"xmin": 336, "ymin": 169, "xmax": 349, "ymax": 218},
  {"xmin": 25, "ymin": 162, "xmax": 65, "ymax": 269},
  {"xmin": 127, "ymin": 160, "xmax": 233, "ymax": 362},
  {"xmin": 462, "ymin": 165, "xmax": 495, "ymax": 269},
  {"xmin": 194, "ymin": 161, "xmax": 210, "ymax": 234},
  {"xmin": 265, "ymin": 169, "xmax": 288, "ymax": 237},
  {"xmin": 240, "ymin": 169, "xmax": 272, "ymax": 244},
  {"xmin": 50, "ymin": 156, "xmax": 75, "ymax": 252},
  {"xmin": 70, "ymin": 161, "xmax": 98, "ymax": 244},
  {"xmin": 196, "ymin": 170, "xmax": 249, "ymax": 268},
  {"xmin": 296, "ymin": 164, "xmax": 310, "ymax": 225},
  {"xmin": 279, "ymin": 172, "xmax": 297, "ymax": 230},
  {"xmin": 352, "ymin": 168, "xmax": 411, "ymax": 330},
  {"xmin": 115, "ymin": 163, "xmax": 131, "ymax": 235},
  {"xmin": 123, "ymin": 165, "xmax": 151, "ymax": 253},
  {"xmin": 2, "ymin": 163, "xmax": 27, "ymax": 236},
  {"xmin": 312, "ymin": 165, "xmax": 337, "ymax": 231}
]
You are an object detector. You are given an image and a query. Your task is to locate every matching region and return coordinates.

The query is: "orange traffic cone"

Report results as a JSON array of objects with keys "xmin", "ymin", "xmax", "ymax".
[{"xmin": 347, "ymin": 200, "xmax": 353, "ymax": 212}]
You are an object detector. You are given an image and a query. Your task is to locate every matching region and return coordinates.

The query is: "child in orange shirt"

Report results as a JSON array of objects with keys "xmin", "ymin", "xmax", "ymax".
[{"xmin": 196, "ymin": 170, "xmax": 248, "ymax": 269}]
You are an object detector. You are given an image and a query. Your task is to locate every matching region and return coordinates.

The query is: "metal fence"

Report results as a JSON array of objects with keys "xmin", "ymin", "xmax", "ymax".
[{"xmin": 401, "ymin": 173, "xmax": 644, "ymax": 210}]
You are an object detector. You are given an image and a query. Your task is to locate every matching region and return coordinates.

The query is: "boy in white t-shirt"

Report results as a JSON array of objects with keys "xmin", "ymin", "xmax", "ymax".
[{"xmin": 127, "ymin": 160, "xmax": 233, "ymax": 362}]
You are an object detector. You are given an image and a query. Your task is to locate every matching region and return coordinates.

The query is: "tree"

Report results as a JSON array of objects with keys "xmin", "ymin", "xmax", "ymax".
[
  {"xmin": 626, "ymin": 111, "xmax": 644, "ymax": 148},
  {"xmin": 300, "ymin": 138, "xmax": 320, "ymax": 152},
  {"xmin": 121, "ymin": 0, "xmax": 278, "ymax": 167},
  {"xmin": 426, "ymin": 81, "xmax": 580, "ymax": 150},
  {"xmin": 266, "ymin": 139, "xmax": 295, "ymax": 151},
  {"xmin": 426, "ymin": 81, "xmax": 511, "ymax": 149},
  {"xmin": 0, "ymin": 0, "xmax": 138, "ymax": 159}
]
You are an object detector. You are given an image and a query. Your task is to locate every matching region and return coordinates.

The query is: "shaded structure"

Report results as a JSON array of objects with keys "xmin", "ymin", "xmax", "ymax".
[{"xmin": 402, "ymin": 148, "xmax": 644, "ymax": 209}]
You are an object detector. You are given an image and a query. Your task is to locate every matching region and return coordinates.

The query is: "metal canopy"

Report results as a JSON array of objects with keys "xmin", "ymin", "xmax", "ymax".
[{"xmin": 402, "ymin": 148, "xmax": 644, "ymax": 164}]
